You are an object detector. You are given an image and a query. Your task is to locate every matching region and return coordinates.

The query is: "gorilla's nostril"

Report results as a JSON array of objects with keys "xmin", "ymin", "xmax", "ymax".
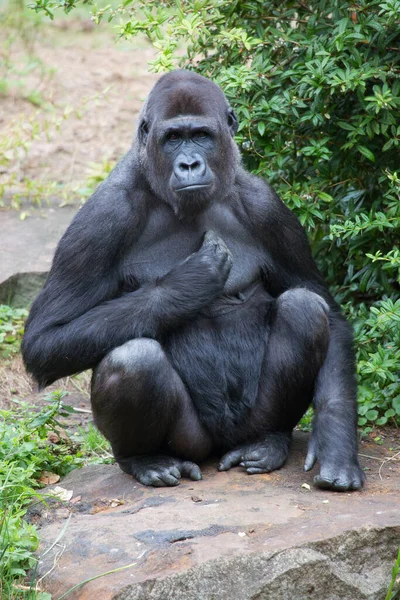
[{"xmin": 180, "ymin": 160, "xmax": 200, "ymax": 171}]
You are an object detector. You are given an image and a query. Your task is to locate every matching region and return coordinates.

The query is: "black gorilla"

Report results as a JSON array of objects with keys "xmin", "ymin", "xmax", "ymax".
[{"xmin": 22, "ymin": 70, "xmax": 365, "ymax": 491}]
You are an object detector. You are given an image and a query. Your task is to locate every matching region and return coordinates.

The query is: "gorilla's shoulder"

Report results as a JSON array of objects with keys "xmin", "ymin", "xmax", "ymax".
[
  {"xmin": 236, "ymin": 168, "xmax": 283, "ymax": 214},
  {"xmin": 81, "ymin": 151, "xmax": 147, "ymax": 218}
]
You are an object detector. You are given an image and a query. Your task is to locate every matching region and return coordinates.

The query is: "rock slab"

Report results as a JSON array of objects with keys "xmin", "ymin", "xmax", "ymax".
[
  {"xmin": 0, "ymin": 205, "xmax": 77, "ymax": 306},
  {"xmin": 36, "ymin": 433, "xmax": 400, "ymax": 600}
]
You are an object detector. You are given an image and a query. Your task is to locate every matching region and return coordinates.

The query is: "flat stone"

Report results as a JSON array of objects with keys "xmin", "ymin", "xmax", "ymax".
[
  {"xmin": 36, "ymin": 432, "xmax": 400, "ymax": 599},
  {"xmin": 0, "ymin": 204, "xmax": 77, "ymax": 306}
]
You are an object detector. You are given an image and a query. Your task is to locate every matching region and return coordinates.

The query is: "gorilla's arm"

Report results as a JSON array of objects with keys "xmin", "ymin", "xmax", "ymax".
[
  {"xmin": 22, "ymin": 193, "xmax": 230, "ymax": 387},
  {"xmin": 256, "ymin": 183, "xmax": 363, "ymax": 489}
]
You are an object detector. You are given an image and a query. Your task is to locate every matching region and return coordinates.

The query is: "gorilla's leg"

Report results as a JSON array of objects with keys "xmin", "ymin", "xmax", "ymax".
[
  {"xmin": 219, "ymin": 288, "xmax": 330, "ymax": 474},
  {"xmin": 91, "ymin": 338, "xmax": 212, "ymax": 486}
]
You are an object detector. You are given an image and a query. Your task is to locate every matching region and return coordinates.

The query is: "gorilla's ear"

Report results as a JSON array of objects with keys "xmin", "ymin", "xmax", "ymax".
[
  {"xmin": 139, "ymin": 120, "xmax": 149, "ymax": 144},
  {"xmin": 227, "ymin": 108, "xmax": 238, "ymax": 136}
]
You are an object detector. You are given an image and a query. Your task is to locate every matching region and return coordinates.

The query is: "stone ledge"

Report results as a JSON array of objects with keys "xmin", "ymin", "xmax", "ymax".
[{"xmin": 34, "ymin": 433, "xmax": 400, "ymax": 600}]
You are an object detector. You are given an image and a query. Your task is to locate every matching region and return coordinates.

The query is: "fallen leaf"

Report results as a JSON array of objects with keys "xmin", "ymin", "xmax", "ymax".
[
  {"xmin": 301, "ymin": 483, "xmax": 311, "ymax": 491},
  {"xmin": 40, "ymin": 471, "xmax": 60, "ymax": 485},
  {"xmin": 47, "ymin": 486, "xmax": 74, "ymax": 502},
  {"xmin": 191, "ymin": 496, "xmax": 202, "ymax": 503},
  {"xmin": 69, "ymin": 495, "xmax": 82, "ymax": 505},
  {"xmin": 109, "ymin": 498, "xmax": 125, "ymax": 508}
]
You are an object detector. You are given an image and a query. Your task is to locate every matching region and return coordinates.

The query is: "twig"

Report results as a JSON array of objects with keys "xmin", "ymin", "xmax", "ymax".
[{"xmin": 378, "ymin": 450, "xmax": 400, "ymax": 481}]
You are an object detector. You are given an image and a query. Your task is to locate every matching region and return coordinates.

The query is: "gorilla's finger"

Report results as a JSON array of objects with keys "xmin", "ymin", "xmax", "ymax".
[
  {"xmin": 239, "ymin": 460, "xmax": 263, "ymax": 469},
  {"xmin": 140, "ymin": 473, "xmax": 165, "ymax": 487},
  {"xmin": 203, "ymin": 230, "xmax": 218, "ymax": 244},
  {"xmin": 246, "ymin": 468, "xmax": 266, "ymax": 474},
  {"xmin": 349, "ymin": 478, "xmax": 364, "ymax": 491},
  {"xmin": 313, "ymin": 474, "xmax": 336, "ymax": 490},
  {"xmin": 304, "ymin": 448, "xmax": 317, "ymax": 472},
  {"xmin": 181, "ymin": 461, "xmax": 202, "ymax": 481},
  {"xmin": 160, "ymin": 472, "xmax": 180, "ymax": 486},
  {"xmin": 170, "ymin": 467, "xmax": 182, "ymax": 479},
  {"xmin": 241, "ymin": 451, "xmax": 262, "ymax": 462},
  {"xmin": 218, "ymin": 450, "xmax": 242, "ymax": 471}
]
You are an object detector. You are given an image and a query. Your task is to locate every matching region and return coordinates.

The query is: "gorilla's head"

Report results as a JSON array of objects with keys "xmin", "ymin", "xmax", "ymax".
[{"xmin": 137, "ymin": 70, "xmax": 240, "ymax": 218}]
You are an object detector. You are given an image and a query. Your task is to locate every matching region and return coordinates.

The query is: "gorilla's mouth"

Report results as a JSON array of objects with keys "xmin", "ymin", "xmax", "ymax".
[{"xmin": 175, "ymin": 183, "xmax": 212, "ymax": 192}]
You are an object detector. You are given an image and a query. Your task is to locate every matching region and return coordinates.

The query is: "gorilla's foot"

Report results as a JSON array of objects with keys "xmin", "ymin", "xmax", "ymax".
[
  {"xmin": 117, "ymin": 455, "xmax": 202, "ymax": 487},
  {"xmin": 218, "ymin": 432, "xmax": 291, "ymax": 474}
]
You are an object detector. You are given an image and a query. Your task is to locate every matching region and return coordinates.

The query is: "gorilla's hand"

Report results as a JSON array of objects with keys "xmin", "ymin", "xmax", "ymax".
[
  {"xmin": 304, "ymin": 422, "xmax": 365, "ymax": 491},
  {"xmin": 197, "ymin": 230, "xmax": 233, "ymax": 284},
  {"xmin": 162, "ymin": 230, "xmax": 232, "ymax": 311}
]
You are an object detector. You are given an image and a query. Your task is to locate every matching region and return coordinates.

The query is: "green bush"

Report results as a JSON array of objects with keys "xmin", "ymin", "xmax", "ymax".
[{"xmin": 29, "ymin": 0, "xmax": 400, "ymax": 427}]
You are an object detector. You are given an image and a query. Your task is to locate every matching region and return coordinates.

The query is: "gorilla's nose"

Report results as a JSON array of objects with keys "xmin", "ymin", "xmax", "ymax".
[{"xmin": 175, "ymin": 153, "xmax": 206, "ymax": 182}]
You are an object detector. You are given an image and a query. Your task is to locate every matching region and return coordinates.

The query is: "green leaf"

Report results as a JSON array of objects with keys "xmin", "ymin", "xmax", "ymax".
[
  {"xmin": 317, "ymin": 191, "xmax": 333, "ymax": 203},
  {"xmin": 382, "ymin": 139, "xmax": 394, "ymax": 152},
  {"xmin": 357, "ymin": 146, "xmax": 375, "ymax": 162},
  {"xmin": 385, "ymin": 409, "xmax": 396, "ymax": 418},
  {"xmin": 338, "ymin": 121, "xmax": 355, "ymax": 131},
  {"xmin": 257, "ymin": 121, "xmax": 265, "ymax": 136},
  {"xmin": 365, "ymin": 409, "xmax": 379, "ymax": 421},
  {"xmin": 393, "ymin": 397, "xmax": 400, "ymax": 416}
]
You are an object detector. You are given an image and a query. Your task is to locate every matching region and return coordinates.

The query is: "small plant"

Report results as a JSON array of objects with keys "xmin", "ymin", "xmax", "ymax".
[
  {"xmin": 75, "ymin": 158, "xmax": 117, "ymax": 202},
  {"xmin": 74, "ymin": 423, "xmax": 112, "ymax": 463},
  {"xmin": 0, "ymin": 305, "xmax": 28, "ymax": 359},
  {"xmin": 385, "ymin": 547, "xmax": 400, "ymax": 600}
]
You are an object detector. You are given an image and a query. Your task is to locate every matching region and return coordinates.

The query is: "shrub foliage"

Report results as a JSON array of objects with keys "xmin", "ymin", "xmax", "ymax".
[{"xmin": 30, "ymin": 0, "xmax": 400, "ymax": 427}]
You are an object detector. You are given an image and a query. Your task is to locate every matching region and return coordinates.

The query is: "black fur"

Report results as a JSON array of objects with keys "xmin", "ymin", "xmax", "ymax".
[{"xmin": 22, "ymin": 70, "xmax": 365, "ymax": 491}]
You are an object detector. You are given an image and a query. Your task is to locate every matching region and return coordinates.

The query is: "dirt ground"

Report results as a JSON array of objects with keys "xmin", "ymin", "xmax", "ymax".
[
  {"xmin": 0, "ymin": 12, "xmax": 159, "ymax": 409},
  {"xmin": 0, "ymin": 15, "xmax": 159, "ymax": 189}
]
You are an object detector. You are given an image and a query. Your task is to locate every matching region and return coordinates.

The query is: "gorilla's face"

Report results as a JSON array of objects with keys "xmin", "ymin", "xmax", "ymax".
[{"xmin": 138, "ymin": 71, "xmax": 239, "ymax": 219}]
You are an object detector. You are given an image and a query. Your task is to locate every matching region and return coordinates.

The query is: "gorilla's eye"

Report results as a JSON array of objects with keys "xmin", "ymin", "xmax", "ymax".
[
  {"xmin": 194, "ymin": 131, "xmax": 209, "ymax": 140},
  {"xmin": 167, "ymin": 132, "xmax": 181, "ymax": 142}
]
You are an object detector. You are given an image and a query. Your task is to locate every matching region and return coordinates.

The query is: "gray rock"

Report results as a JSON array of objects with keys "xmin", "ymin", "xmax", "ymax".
[
  {"xmin": 35, "ymin": 432, "xmax": 400, "ymax": 600},
  {"xmin": 0, "ymin": 205, "xmax": 77, "ymax": 306}
]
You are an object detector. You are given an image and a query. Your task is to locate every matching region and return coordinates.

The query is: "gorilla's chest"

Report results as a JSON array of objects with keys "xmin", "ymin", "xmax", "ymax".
[{"xmin": 121, "ymin": 205, "xmax": 265, "ymax": 294}]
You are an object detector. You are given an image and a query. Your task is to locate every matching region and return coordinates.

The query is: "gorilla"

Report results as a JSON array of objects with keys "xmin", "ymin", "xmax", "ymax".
[{"xmin": 22, "ymin": 70, "xmax": 365, "ymax": 491}]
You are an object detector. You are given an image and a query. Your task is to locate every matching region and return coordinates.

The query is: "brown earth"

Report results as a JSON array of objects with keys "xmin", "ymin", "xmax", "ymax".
[{"xmin": 0, "ymin": 14, "xmax": 159, "ymax": 195}]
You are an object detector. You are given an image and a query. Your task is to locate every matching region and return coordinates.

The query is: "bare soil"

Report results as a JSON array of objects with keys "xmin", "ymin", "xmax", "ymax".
[{"xmin": 0, "ymin": 16, "xmax": 159, "ymax": 189}]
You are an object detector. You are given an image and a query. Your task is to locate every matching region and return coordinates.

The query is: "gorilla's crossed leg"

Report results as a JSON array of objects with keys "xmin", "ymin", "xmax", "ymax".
[
  {"xmin": 91, "ymin": 287, "xmax": 330, "ymax": 487},
  {"xmin": 91, "ymin": 338, "xmax": 213, "ymax": 487}
]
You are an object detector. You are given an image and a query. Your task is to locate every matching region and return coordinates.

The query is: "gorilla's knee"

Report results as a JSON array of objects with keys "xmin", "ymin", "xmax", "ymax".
[
  {"xmin": 106, "ymin": 338, "xmax": 165, "ymax": 371},
  {"xmin": 276, "ymin": 288, "xmax": 330, "ymax": 347},
  {"xmin": 92, "ymin": 338, "xmax": 166, "ymax": 394},
  {"xmin": 277, "ymin": 288, "xmax": 329, "ymax": 315}
]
